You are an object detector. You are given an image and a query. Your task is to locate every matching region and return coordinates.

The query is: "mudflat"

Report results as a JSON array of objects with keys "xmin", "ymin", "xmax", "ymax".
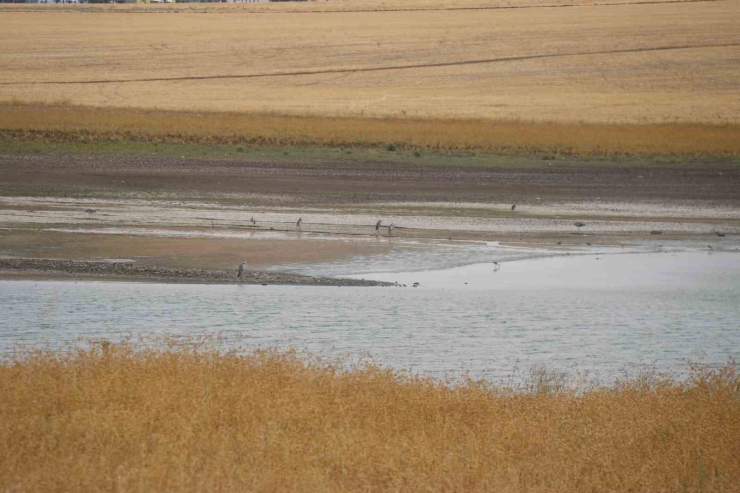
[
  {"xmin": 1, "ymin": 145, "xmax": 738, "ymax": 283},
  {"xmin": 2, "ymin": 149, "xmax": 739, "ymax": 206}
]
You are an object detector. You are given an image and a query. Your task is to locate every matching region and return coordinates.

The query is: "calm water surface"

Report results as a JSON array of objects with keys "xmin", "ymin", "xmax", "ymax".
[{"xmin": 1, "ymin": 251, "xmax": 738, "ymax": 381}]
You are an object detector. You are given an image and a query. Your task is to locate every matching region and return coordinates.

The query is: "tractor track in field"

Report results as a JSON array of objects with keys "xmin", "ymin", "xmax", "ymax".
[
  {"xmin": 0, "ymin": 0, "xmax": 725, "ymax": 15},
  {"xmin": 2, "ymin": 42, "xmax": 738, "ymax": 86}
]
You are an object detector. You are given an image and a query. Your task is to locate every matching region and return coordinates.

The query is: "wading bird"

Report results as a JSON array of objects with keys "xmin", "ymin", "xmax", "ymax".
[
  {"xmin": 84, "ymin": 208, "xmax": 97, "ymax": 219},
  {"xmin": 493, "ymin": 261, "xmax": 501, "ymax": 271},
  {"xmin": 511, "ymin": 204, "xmax": 516, "ymax": 211},
  {"xmin": 716, "ymin": 231, "xmax": 726, "ymax": 239},
  {"xmin": 236, "ymin": 259, "xmax": 247, "ymax": 282},
  {"xmin": 375, "ymin": 220, "xmax": 382, "ymax": 231},
  {"xmin": 708, "ymin": 245, "xmax": 713, "ymax": 251},
  {"xmin": 250, "ymin": 217, "xmax": 256, "ymax": 225},
  {"xmin": 388, "ymin": 223, "xmax": 395, "ymax": 236},
  {"xmin": 574, "ymin": 221, "xmax": 586, "ymax": 233},
  {"xmin": 296, "ymin": 218, "xmax": 302, "ymax": 229}
]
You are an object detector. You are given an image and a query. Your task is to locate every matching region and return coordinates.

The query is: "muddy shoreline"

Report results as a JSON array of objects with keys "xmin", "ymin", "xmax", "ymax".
[
  {"xmin": 0, "ymin": 145, "xmax": 737, "ymax": 276},
  {"xmin": 0, "ymin": 258, "xmax": 393, "ymax": 287},
  {"xmin": 2, "ymin": 149, "xmax": 739, "ymax": 206}
]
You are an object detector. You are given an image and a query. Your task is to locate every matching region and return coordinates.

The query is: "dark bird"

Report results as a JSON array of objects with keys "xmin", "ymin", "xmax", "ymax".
[
  {"xmin": 716, "ymin": 231, "xmax": 726, "ymax": 239},
  {"xmin": 708, "ymin": 245, "xmax": 713, "ymax": 251},
  {"xmin": 574, "ymin": 221, "xmax": 586, "ymax": 233},
  {"xmin": 236, "ymin": 259, "xmax": 247, "ymax": 281},
  {"xmin": 511, "ymin": 204, "xmax": 516, "ymax": 211},
  {"xmin": 250, "ymin": 217, "xmax": 256, "ymax": 225},
  {"xmin": 493, "ymin": 261, "xmax": 501, "ymax": 271},
  {"xmin": 375, "ymin": 220, "xmax": 382, "ymax": 231},
  {"xmin": 296, "ymin": 218, "xmax": 302, "ymax": 229},
  {"xmin": 84, "ymin": 208, "xmax": 97, "ymax": 219}
]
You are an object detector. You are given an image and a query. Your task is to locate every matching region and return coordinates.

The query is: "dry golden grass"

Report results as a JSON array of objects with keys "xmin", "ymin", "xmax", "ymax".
[
  {"xmin": 1, "ymin": 342, "xmax": 739, "ymax": 492},
  {"xmin": 1, "ymin": 0, "xmax": 739, "ymax": 124},
  {"xmin": 2, "ymin": 102, "xmax": 739, "ymax": 155}
]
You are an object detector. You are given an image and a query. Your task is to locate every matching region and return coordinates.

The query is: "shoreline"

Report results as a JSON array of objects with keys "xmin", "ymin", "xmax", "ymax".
[
  {"xmin": 1, "ymin": 143, "xmax": 737, "ymax": 277},
  {"xmin": 0, "ymin": 258, "xmax": 393, "ymax": 287}
]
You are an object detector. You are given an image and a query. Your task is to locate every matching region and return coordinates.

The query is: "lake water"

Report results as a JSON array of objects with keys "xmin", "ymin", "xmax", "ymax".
[{"xmin": 1, "ymin": 251, "xmax": 738, "ymax": 382}]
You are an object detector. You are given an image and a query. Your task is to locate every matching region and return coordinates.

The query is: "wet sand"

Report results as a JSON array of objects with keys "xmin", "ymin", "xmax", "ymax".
[{"xmin": 1, "ymin": 149, "xmax": 738, "ymax": 282}]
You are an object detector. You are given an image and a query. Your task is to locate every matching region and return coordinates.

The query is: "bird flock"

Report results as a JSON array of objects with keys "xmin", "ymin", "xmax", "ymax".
[
  {"xmin": 73, "ymin": 205, "xmax": 731, "ymax": 285},
  {"xmin": 202, "ymin": 207, "xmax": 735, "ymax": 285}
]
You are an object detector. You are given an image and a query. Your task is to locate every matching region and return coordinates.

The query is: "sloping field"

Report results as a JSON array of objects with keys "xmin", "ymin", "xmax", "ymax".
[{"xmin": 1, "ymin": 0, "xmax": 739, "ymax": 123}]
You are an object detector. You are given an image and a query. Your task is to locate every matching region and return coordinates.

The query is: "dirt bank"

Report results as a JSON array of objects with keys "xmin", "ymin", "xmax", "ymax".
[
  {"xmin": 0, "ymin": 258, "xmax": 392, "ymax": 286},
  {"xmin": 1, "ymin": 150, "xmax": 739, "ymax": 206}
]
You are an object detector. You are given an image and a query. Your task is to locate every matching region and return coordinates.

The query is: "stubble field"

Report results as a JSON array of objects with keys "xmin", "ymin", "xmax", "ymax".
[
  {"xmin": 0, "ymin": 0, "xmax": 739, "ymax": 123},
  {"xmin": 1, "ymin": 0, "xmax": 739, "ymax": 147}
]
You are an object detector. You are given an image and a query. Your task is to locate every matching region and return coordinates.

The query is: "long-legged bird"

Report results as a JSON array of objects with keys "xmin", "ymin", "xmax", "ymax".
[
  {"xmin": 297, "ymin": 218, "xmax": 302, "ymax": 229},
  {"xmin": 388, "ymin": 223, "xmax": 395, "ymax": 236},
  {"xmin": 375, "ymin": 220, "xmax": 382, "ymax": 231},
  {"xmin": 236, "ymin": 259, "xmax": 247, "ymax": 281}
]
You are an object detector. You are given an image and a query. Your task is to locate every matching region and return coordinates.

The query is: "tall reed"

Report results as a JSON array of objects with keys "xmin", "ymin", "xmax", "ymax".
[{"xmin": 1, "ymin": 341, "xmax": 738, "ymax": 492}]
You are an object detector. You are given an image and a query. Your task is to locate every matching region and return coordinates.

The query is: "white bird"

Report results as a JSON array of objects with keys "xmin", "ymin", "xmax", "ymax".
[
  {"xmin": 375, "ymin": 220, "xmax": 382, "ymax": 231},
  {"xmin": 388, "ymin": 223, "xmax": 394, "ymax": 236},
  {"xmin": 296, "ymin": 218, "xmax": 302, "ymax": 229},
  {"xmin": 236, "ymin": 260, "xmax": 247, "ymax": 281}
]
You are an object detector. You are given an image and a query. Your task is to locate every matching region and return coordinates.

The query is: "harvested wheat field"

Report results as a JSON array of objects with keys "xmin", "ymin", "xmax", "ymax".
[
  {"xmin": 1, "ymin": 343, "xmax": 739, "ymax": 493},
  {"xmin": 1, "ymin": 0, "xmax": 739, "ymax": 124}
]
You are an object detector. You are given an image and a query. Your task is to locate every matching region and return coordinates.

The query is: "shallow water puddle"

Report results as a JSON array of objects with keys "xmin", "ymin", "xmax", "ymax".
[{"xmin": 348, "ymin": 251, "xmax": 740, "ymax": 290}]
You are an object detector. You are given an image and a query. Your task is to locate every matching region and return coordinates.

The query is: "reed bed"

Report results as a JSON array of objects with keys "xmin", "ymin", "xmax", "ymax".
[
  {"xmin": 1, "ymin": 342, "xmax": 738, "ymax": 492},
  {"xmin": 2, "ymin": 103, "xmax": 739, "ymax": 156}
]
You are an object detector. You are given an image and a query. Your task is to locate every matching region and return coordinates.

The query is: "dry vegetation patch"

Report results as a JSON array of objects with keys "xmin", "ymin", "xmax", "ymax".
[
  {"xmin": 3, "ymin": 103, "xmax": 739, "ymax": 155},
  {"xmin": 1, "ymin": 343, "xmax": 738, "ymax": 492}
]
